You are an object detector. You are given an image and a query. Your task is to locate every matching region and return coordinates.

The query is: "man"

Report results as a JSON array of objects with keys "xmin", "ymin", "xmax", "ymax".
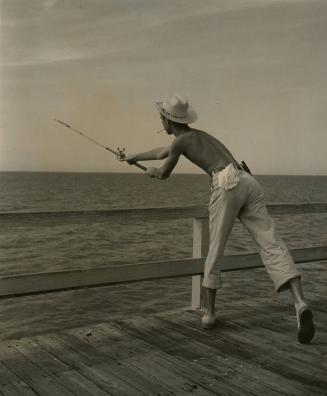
[{"xmin": 119, "ymin": 93, "xmax": 315, "ymax": 344}]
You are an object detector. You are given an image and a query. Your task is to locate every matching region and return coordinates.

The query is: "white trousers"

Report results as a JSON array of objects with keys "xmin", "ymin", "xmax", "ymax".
[{"xmin": 202, "ymin": 165, "xmax": 301, "ymax": 291}]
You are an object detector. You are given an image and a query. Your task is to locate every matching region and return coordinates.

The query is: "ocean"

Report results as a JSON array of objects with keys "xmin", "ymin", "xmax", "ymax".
[{"xmin": 1, "ymin": 172, "xmax": 326, "ymax": 277}]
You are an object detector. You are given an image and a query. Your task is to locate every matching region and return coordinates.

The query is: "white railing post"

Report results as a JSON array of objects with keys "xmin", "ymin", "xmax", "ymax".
[{"xmin": 192, "ymin": 217, "xmax": 209, "ymax": 309}]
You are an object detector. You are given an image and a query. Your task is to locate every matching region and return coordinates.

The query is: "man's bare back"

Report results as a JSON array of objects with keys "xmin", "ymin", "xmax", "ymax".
[{"xmin": 171, "ymin": 128, "xmax": 240, "ymax": 175}]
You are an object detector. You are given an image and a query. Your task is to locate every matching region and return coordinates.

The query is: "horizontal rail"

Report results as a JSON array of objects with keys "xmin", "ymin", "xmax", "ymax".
[
  {"xmin": 1, "ymin": 203, "xmax": 327, "ymax": 227},
  {"xmin": 0, "ymin": 206, "xmax": 207, "ymax": 227},
  {"xmin": 0, "ymin": 246, "xmax": 326, "ymax": 298}
]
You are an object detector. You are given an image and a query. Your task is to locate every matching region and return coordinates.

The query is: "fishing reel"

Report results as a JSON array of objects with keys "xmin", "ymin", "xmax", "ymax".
[{"xmin": 117, "ymin": 147, "xmax": 126, "ymax": 160}]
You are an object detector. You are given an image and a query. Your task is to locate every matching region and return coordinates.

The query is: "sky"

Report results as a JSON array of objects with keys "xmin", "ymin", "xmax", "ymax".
[{"xmin": 1, "ymin": 0, "xmax": 327, "ymax": 175}]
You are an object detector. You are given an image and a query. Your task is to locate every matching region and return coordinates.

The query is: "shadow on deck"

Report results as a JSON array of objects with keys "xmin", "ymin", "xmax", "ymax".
[{"xmin": 0, "ymin": 265, "xmax": 326, "ymax": 395}]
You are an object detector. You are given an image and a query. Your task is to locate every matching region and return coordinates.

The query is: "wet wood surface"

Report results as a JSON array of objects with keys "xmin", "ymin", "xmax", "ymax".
[{"xmin": 0, "ymin": 283, "xmax": 326, "ymax": 395}]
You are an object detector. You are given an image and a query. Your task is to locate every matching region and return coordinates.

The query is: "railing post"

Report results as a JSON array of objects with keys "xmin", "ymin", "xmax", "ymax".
[{"xmin": 192, "ymin": 217, "xmax": 209, "ymax": 309}]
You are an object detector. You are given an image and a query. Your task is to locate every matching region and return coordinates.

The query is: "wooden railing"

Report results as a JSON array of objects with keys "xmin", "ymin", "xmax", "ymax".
[{"xmin": 1, "ymin": 203, "xmax": 327, "ymax": 308}]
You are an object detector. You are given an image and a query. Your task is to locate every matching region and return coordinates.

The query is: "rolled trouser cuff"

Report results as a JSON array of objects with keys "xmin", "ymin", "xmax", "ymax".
[
  {"xmin": 259, "ymin": 239, "xmax": 302, "ymax": 293},
  {"xmin": 275, "ymin": 273, "xmax": 301, "ymax": 293},
  {"xmin": 202, "ymin": 273, "xmax": 222, "ymax": 289}
]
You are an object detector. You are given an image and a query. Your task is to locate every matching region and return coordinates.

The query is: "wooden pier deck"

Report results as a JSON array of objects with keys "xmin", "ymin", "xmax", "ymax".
[
  {"xmin": 1, "ymin": 204, "xmax": 326, "ymax": 395},
  {"xmin": 1, "ymin": 262, "xmax": 326, "ymax": 396}
]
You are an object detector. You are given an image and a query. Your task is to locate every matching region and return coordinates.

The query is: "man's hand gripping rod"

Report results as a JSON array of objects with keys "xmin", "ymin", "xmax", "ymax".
[{"xmin": 54, "ymin": 119, "xmax": 147, "ymax": 171}]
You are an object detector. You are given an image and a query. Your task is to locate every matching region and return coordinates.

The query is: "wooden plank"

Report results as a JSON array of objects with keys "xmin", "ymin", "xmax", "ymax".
[
  {"xmin": 67, "ymin": 321, "xmax": 253, "ymax": 396},
  {"xmin": 267, "ymin": 202, "xmax": 327, "ymax": 215},
  {"xmin": 72, "ymin": 321, "xmax": 234, "ymax": 395},
  {"xmin": 133, "ymin": 349, "xmax": 243, "ymax": 396},
  {"xmin": 62, "ymin": 328, "xmax": 175, "ymax": 396},
  {"xmin": 126, "ymin": 353, "xmax": 216, "ymax": 396},
  {"xmin": 12, "ymin": 338, "xmax": 110, "ymax": 396},
  {"xmin": 36, "ymin": 332, "xmax": 150, "ymax": 396},
  {"xmin": 192, "ymin": 217, "xmax": 208, "ymax": 309},
  {"xmin": 227, "ymin": 299, "xmax": 327, "ymax": 358},
  {"xmin": 207, "ymin": 308, "xmax": 327, "ymax": 379},
  {"xmin": 225, "ymin": 306, "xmax": 327, "ymax": 369},
  {"xmin": 0, "ymin": 205, "xmax": 207, "ymax": 228},
  {"xmin": 78, "ymin": 321, "xmax": 216, "ymax": 396},
  {"xmin": 0, "ymin": 360, "xmax": 37, "ymax": 396},
  {"xmin": 0, "ymin": 257, "xmax": 202, "ymax": 297},
  {"xmin": 67, "ymin": 330, "xmax": 176, "ymax": 396},
  {"xmin": 119, "ymin": 315, "xmax": 296, "ymax": 396},
  {"xmin": 0, "ymin": 246, "xmax": 326, "ymax": 298},
  {"xmin": 161, "ymin": 310, "xmax": 327, "ymax": 393},
  {"xmin": 67, "ymin": 322, "xmax": 154, "ymax": 360},
  {"xmin": 122, "ymin": 315, "xmax": 301, "ymax": 396},
  {"xmin": 1, "ymin": 202, "xmax": 326, "ymax": 228},
  {"xmin": 118, "ymin": 317, "xmax": 255, "ymax": 395},
  {"xmin": 157, "ymin": 312, "xmax": 313, "ymax": 396},
  {"xmin": 221, "ymin": 246, "xmax": 327, "ymax": 271},
  {"xmin": 0, "ymin": 342, "xmax": 74, "ymax": 396}
]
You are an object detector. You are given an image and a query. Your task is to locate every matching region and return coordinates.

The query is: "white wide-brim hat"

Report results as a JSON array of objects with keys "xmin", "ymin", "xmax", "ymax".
[{"xmin": 155, "ymin": 93, "xmax": 197, "ymax": 124}]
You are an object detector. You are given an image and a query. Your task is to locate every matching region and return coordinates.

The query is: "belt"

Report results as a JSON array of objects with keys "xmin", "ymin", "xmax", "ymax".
[{"xmin": 212, "ymin": 164, "xmax": 242, "ymax": 175}]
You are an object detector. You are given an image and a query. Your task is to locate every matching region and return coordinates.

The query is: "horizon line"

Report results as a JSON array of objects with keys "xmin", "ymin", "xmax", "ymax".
[{"xmin": 0, "ymin": 170, "xmax": 326, "ymax": 177}]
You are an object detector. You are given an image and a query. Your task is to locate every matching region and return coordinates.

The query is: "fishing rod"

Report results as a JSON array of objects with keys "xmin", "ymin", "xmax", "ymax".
[{"xmin": 54, "ymin": 119, "xmax": 147, "ymax": 171}]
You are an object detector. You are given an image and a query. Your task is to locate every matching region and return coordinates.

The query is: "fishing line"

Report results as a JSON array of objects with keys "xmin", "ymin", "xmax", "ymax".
[{"xmin": 54, "ymin": 119, "xmax": 147, "ymax": 171}]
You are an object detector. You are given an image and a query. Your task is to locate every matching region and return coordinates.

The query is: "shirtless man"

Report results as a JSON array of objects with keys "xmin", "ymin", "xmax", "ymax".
[{"xmin": 119, "ymin": 93, "xmax": 315, "ymax": 344}]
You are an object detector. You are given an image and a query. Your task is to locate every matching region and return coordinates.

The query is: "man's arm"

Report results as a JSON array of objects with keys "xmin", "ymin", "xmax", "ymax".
[
  {"xmin": 120, "ymin": 146, "xmax": 169, "ymax": 163},
  {"xmin": 147, "ymin": 138, "xmax": 184, "ymax": 179}
]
